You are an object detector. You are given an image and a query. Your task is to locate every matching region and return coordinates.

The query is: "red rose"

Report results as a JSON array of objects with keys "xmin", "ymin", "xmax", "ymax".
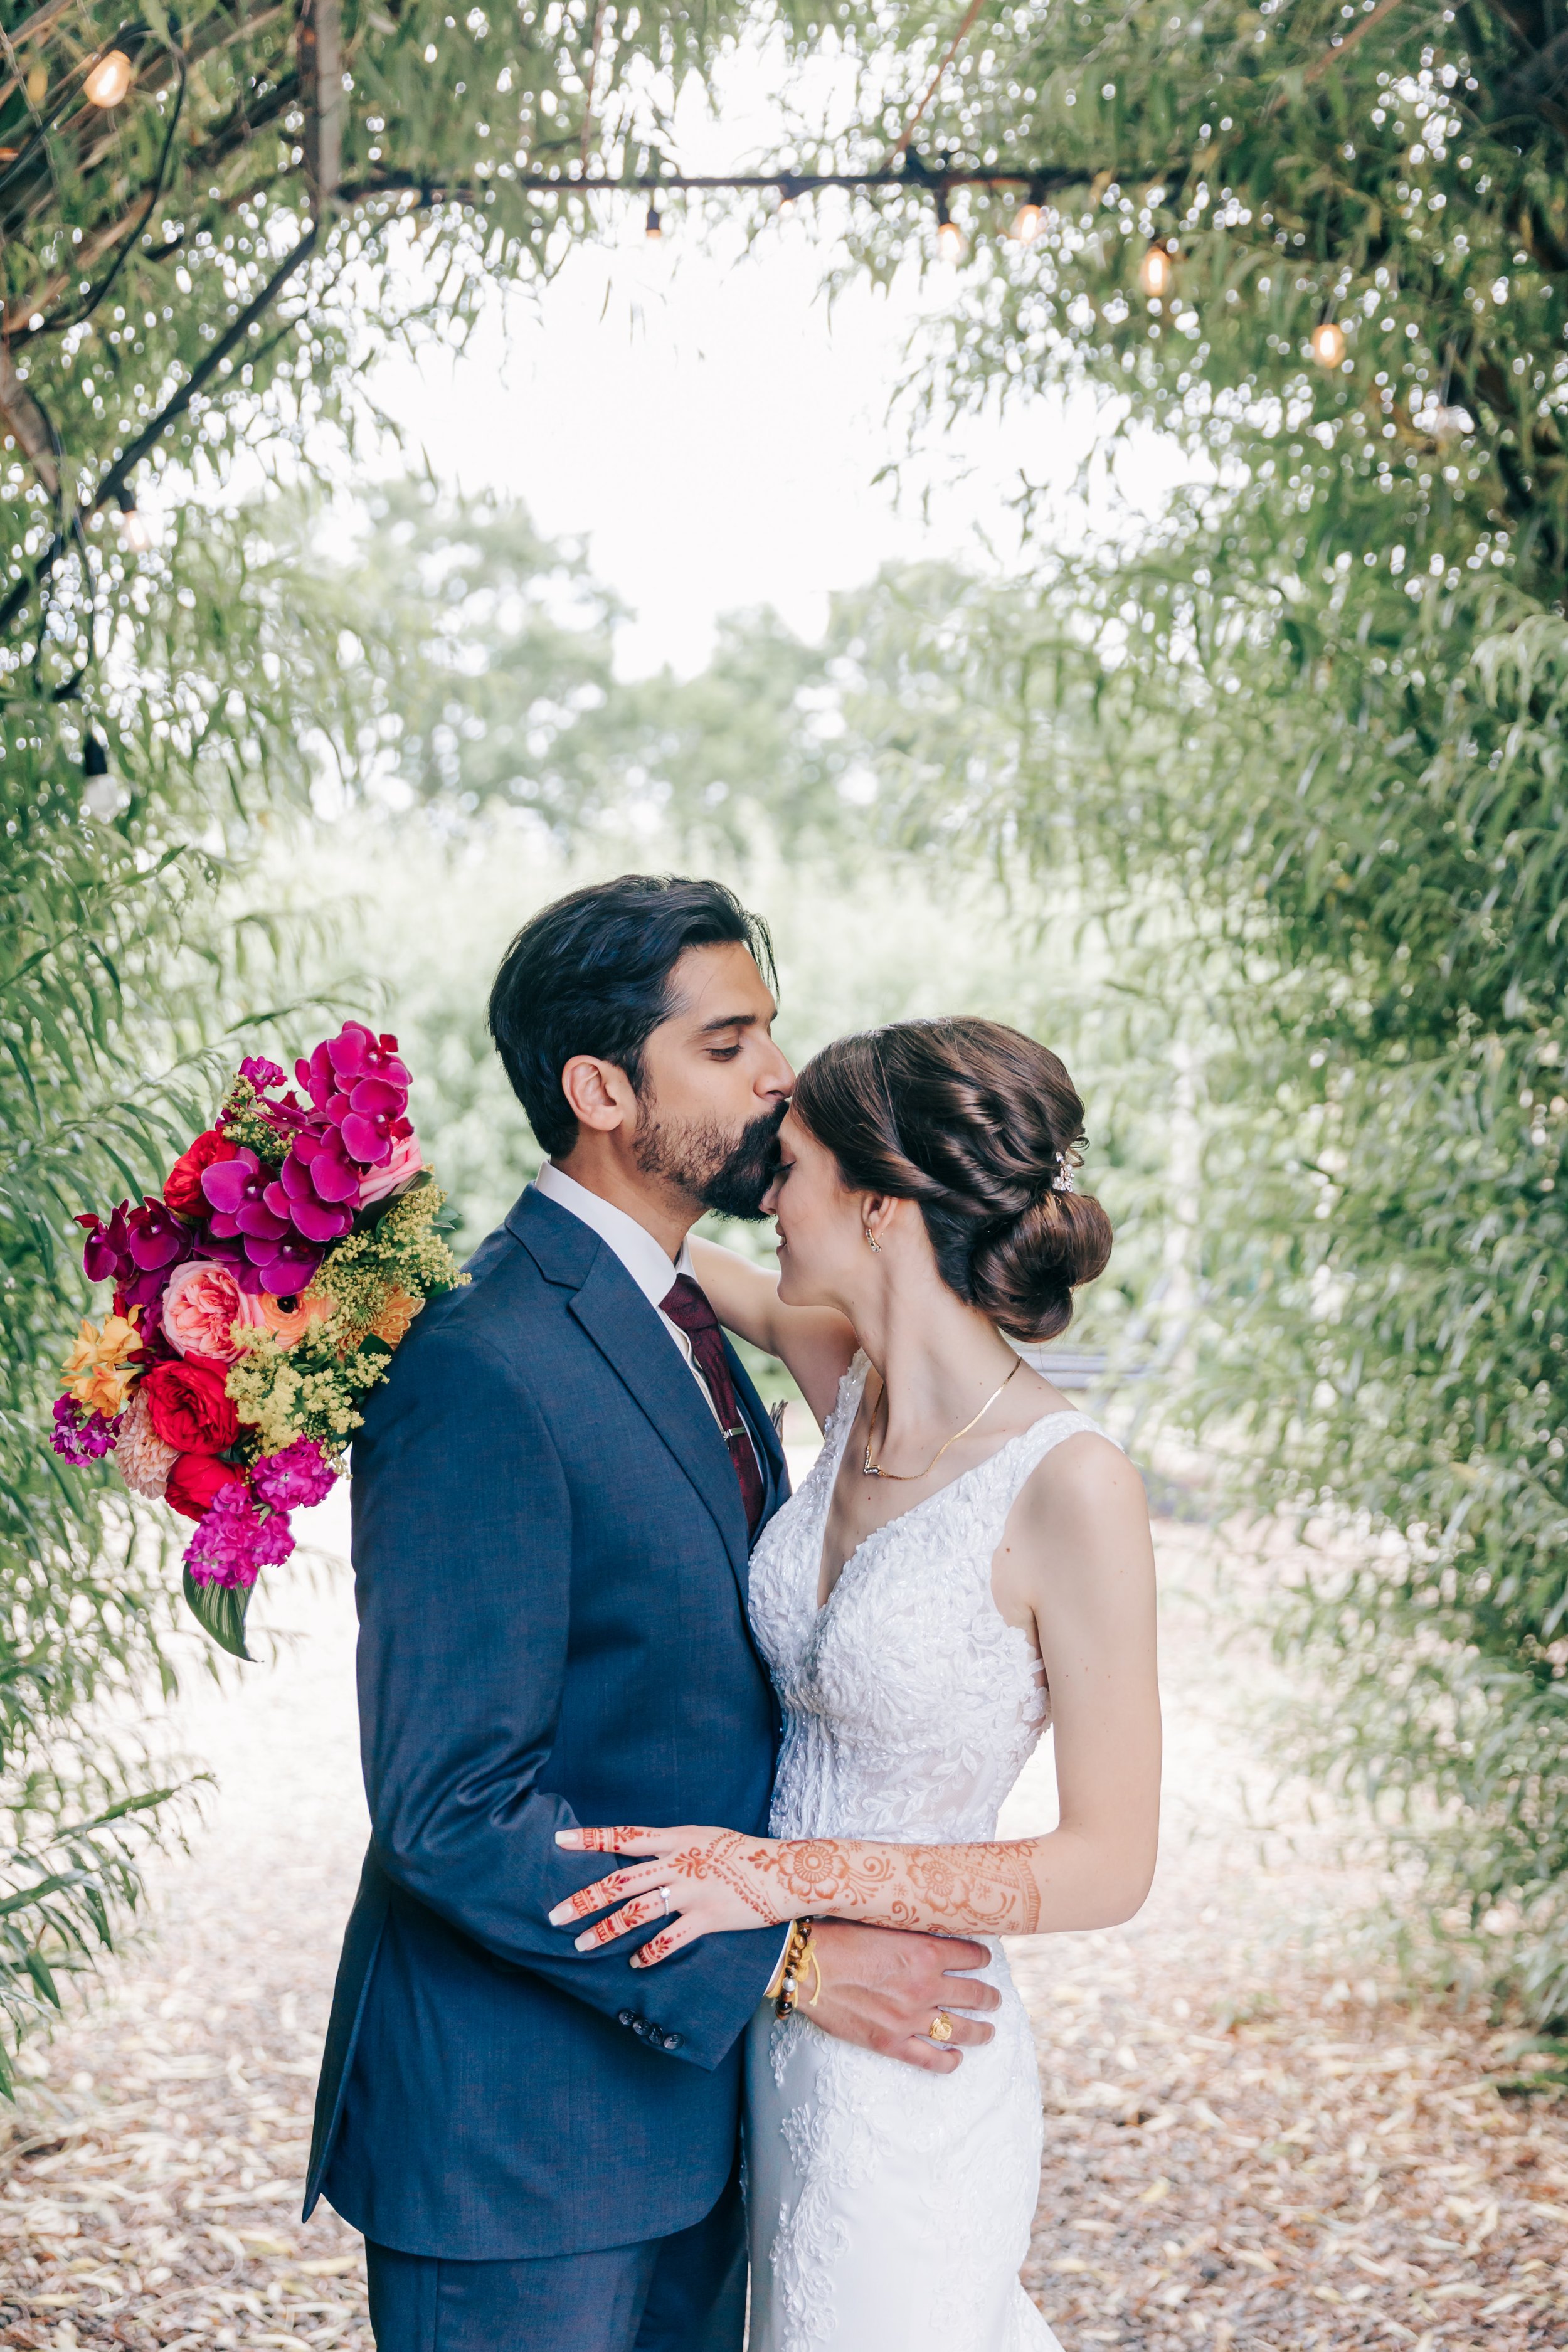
[
  {"xmin": 163, "ymin": 1129, "xmax": 237, "ymax": 1217},
  {"xmin": 142, "ymin": 1357, "xmax": 239, "ymax": 1455},
  {"xmin": 164, "ymin": 1452, "xmax": 245, "ymax": 1522}
]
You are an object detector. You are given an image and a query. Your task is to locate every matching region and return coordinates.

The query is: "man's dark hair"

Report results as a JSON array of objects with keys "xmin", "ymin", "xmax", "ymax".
[{"xmin": 489, "ymin": 874, "xmax": 778, "ymax": 1157}]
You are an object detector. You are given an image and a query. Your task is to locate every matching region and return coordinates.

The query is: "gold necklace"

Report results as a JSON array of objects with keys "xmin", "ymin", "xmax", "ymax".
[{"xmin": 862, "ymin": 1356, "xmax": 1024, "ymax": 1482}]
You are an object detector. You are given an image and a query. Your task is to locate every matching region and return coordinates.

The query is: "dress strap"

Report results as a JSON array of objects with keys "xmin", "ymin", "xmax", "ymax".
[{"xmin": 976, "ymin": 1407, "xmax": 1120, "ymax": 1524}]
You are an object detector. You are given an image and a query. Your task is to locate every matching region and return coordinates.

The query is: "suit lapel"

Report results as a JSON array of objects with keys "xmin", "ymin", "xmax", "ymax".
[
  {"xmin": 565, "ymin": 1247, "xmax": 753, "ymax": 1599},
  {"xmin": 507, "ymin": 1184, "xmax": 787, "ymax": 1600}
]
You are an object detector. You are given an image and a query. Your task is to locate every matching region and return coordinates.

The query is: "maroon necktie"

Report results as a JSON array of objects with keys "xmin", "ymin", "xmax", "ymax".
[{"xmin": 661, "ymin": 1274, "xmax": 765, "ymax": 1538}]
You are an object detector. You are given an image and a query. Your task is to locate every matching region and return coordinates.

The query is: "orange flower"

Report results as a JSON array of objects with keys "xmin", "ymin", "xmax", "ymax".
[
  {"xmin": 369, "ymin": 1288, "xmax": 421, "ymax": 1348},
  {"xmin": 257, "ymin": 1290, "xmax": 334, "ymax": 1348},
  {"xmin": 60, "ymin": 1309, "xmax": 142, "ymax": 1419}
]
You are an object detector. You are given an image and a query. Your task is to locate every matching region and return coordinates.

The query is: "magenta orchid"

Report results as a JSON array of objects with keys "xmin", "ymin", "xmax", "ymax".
[{"xmin": 201, "ymin": 1147, "xmax": 326, "ymax": 1293}]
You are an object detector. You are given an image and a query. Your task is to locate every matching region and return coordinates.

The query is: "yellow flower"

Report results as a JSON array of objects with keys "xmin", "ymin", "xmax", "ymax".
[{"xmin": 60, "ymin": 1309, "xmax": 143, "ymax": 1419}]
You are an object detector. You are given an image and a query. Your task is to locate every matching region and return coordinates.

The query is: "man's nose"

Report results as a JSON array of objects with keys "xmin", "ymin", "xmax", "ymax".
[{"xmin": 763, "ymin": 1042, "xmax": 797, "ymax": 1097}]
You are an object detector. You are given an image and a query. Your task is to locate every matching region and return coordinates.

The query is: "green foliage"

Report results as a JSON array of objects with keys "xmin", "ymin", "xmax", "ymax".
[{"xmin": 815, "ymin": 0, "xmax": 1568, "ymax": 2008}]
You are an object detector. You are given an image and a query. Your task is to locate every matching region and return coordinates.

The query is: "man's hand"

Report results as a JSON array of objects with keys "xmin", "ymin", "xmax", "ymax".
[{"xmin": 803, "ymin": 1919, "xmax": 999, "ymax": 2075}]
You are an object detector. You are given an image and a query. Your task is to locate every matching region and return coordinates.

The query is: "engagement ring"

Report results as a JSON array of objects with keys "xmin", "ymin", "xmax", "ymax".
[{"xmin": 927, "ymin": 2010, "xmax": 953, "ymax": 2043}]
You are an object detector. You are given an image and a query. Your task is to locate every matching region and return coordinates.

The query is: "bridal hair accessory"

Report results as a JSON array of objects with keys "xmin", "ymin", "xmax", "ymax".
[
  {"xmin": 52, "ymin": 1025, "xmax": 465, "ymax": 1659},
  {"xmin": 862, "ymin": 1355, "xmax": 1023, "ymax": 1483},
  {"xmin": 927, "ymin": 2009, "xmax": 955, "ymax": 2043},
  {"xmin": 1052, "ymin": 1163, "xmax": 1075, "ymax": 1194}
]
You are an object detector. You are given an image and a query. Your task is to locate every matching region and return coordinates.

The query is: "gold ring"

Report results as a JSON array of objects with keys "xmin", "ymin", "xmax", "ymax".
[{"xmin": 927, "ymin": 2010, "xmax": 953, "ymax": 2043}]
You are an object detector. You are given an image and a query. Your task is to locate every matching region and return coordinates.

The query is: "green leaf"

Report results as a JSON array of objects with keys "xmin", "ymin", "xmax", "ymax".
[{"xmin": 181, "ymin": 1569, "xmax": 255, "ymax": 1662}]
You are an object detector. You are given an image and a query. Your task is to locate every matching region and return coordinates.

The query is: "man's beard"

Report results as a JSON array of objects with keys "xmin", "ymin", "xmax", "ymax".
[{"xmin": 632, "ymin": 1099, "xmax": 786, "ymax": 1221}]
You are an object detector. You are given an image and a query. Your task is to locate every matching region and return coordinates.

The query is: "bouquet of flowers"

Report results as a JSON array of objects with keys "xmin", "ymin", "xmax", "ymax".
[{"xmin": 52, "ymin": 1024, "xmax": 465, "ymax": 1656}]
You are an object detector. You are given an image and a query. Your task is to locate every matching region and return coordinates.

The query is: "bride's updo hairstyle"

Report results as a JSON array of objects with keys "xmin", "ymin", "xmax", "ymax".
[{"xmin": 790, "ymin": 1018, "xmax": 1113, "ymax": 1343}]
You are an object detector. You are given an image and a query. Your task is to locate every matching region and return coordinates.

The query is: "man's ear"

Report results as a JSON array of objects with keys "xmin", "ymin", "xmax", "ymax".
[{"xmin": 560, "ymin": 1054, "xmax": 637, "ymax": 1135}]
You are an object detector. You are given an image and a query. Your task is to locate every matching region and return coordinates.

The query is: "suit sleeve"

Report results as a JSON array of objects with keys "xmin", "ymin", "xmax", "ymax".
[{"xmin": 349, "ymin": 1320, "xmax": 778, "ymax": 2070}]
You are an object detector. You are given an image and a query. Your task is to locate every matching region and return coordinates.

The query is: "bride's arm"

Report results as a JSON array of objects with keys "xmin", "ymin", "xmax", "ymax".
[
  {"xmin": 548, "ymin": 1434, "xmax": 1161, "ymax": 1957},
  {"xmin": 687, "ymin": 1236, "xmax": 856, "ymax": 1431}
]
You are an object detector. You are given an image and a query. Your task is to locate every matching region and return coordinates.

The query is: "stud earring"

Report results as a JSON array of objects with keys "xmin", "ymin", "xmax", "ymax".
[{"xmin": 864, "ymin": 1228, "xmax": 881, "ymax": 1253}]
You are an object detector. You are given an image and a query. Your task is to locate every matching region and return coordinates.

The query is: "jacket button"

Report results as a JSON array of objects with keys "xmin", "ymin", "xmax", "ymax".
[
  {"xmin": 617, "ymin": 2010, "xmax": 635, "ymax": 2028},
  {"xmin": 663, "ymin": 2031, "xmax": 682, "ymax": 2050}
]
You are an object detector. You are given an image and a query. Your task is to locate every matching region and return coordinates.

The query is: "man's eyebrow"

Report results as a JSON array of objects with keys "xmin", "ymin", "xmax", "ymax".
[{"xmin": 696, "ymin": 1009, "xmax": 763, "ymax": 1035}]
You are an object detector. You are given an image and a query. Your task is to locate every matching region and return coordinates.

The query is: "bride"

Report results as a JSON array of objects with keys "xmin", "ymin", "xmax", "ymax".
[{"xmin": 551, "ymin": 1016, "xmax": 1161, "ymax": 2351}]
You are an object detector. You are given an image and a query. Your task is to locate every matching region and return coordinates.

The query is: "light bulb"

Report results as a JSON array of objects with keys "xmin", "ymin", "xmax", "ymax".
[
  {"xmin": 25, "ymin": 60, "xmax": 48, "ymax": 108},
  {"xmin": 82, "ymin": 736, "xmax": 118, "ymax": 818},
  {"xmin": 935, "ymin": 216, "xmax": 965, "ymax": 266},
  {"xmin": 1139, "ymin": 243, "xmax": 1173, "ymax": 299},
  {"xmin": 115, "ymin": 496, "xmax": 154, "ymax": 553},
  {"xmin": 83, "ymin": 50, "xmax": 134, "ymax": 108},
  {"xmin": 1311, "ymin": 320, "xmax": 1347, "ymax": 368},
  {"xmin": 1012, "ymin": 201, "xmax": 1043, "ymax": 243},
  {"xmin": 645, "ymin": 200, "xmax": 663, "ymax": 241}
]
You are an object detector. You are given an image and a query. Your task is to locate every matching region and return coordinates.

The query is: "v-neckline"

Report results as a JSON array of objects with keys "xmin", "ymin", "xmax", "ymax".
[{"xmin": 811, "ymin": 1364, "xmax": 1085, "ymax": 1616}]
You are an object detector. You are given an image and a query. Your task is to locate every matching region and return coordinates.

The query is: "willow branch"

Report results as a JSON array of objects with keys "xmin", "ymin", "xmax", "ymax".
[{"xmin": 0, "ymin": 224, "xmax": 318, "ymax": 635}]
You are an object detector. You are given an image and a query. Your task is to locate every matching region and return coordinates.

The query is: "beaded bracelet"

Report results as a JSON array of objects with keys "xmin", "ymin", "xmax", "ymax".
[{"xmin": 774, "ymin": 1918, "xmax": 818, "ymax": 2020}]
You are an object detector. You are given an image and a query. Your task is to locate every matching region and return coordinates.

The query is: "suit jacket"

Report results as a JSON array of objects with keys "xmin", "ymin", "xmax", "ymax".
[{"xmin": 305, "ymin": 1184, "xmax": 788, "ymax": 2259}]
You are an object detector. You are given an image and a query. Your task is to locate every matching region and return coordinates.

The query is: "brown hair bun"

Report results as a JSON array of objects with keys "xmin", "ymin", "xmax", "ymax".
[{"xmin": 790, "ymin": 1017, "xmax": 1112, "ymax": 1342}]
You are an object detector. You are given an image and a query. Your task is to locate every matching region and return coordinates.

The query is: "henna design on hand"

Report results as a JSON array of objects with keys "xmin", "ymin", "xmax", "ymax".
[
  {"xmin": 558, "ymin": 1868, "xmax": 640, "ymax": 1921},
  {"xmin": 631, "ymin": 1927, "xmax": 678, "ymax": 1968},
  {"xmin": 574, "ymin": 1825, "xmax": 650, "ymax": 1853},
  {"xmin": 664, "ymin": 1830, "xmax": 783, "ymax": 1922},
  {"xmin": 578, "ymin": 1892, "xmax": 667, "ymax": 1948}
]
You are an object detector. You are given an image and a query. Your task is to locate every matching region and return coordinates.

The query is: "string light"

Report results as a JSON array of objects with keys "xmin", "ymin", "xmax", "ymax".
[
  {"xmin": 1140, "ymin": 241, "xmax": 1174, "ymax": 299},
  {"xmin": 1012, "ymin": 196, "xmax": 1044, "ymax": 243},
  {"xmin": 81, "ymin": 735, "xmax": 119, "ymax": 819},
  {"xmin": 83, "ymin": 49, "xmax": 134, "ymax": 109},
  {"xmin": 935, "ymin": 191, "xmax": 966, "ymax": 265},
  {"xmin": 114, "ymin": 482, "xmax": 152, "ymax": 554},
  {"xmin": 644, "ymin": 199, "xmax": 663, "ymax": 241},
  {"xmin": 1311, "ymin": 319, "xmax": 1347, "ymax": 368}
]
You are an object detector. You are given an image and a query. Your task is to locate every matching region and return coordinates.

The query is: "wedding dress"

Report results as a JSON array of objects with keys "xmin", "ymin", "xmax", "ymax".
[{"xmin": 744, "ymin": 1353, "xmax": 1114, "ymax": 2352}]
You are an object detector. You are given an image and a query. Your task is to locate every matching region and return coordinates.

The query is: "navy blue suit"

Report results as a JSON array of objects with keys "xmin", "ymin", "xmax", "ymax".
[{"xmin": 307, "ymin": 1186, "xmax": 788, "ymax": 2340}]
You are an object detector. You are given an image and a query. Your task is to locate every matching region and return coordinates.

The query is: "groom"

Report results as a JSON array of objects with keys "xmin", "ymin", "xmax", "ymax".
[{"xmin": 305, "ymin": 875, "xmax": 999, "ymax": 2351}]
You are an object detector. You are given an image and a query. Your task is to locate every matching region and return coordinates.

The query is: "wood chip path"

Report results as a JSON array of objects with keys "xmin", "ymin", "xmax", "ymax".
[{"xmin": 0, "ymin": 1491, "xmax": 1560, "ymax": 2351}]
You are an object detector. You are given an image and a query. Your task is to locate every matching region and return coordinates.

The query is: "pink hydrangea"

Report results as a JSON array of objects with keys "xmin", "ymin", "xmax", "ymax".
[
  {"xmin": 183, "ymin": 1483, "xmax": 295, "ymax": 1590},
  {"xmin": 251, "ymin": 1436, "xmax": 336, "ymax": 1513}
]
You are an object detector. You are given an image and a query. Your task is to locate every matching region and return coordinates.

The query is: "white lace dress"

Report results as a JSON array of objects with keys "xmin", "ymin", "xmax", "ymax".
[{"xmin": 744, "ymin": 1355, "xmax": 1112, "ymax": 2352}]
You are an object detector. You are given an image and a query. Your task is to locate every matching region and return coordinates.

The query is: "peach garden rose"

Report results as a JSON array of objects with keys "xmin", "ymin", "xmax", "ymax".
[{"xmin": 161, "ymin": 1259, "xmax": 268, "ymax": 1364}]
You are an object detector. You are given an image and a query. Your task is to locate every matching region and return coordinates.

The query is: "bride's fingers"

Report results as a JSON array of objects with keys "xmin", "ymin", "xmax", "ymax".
[
  {"xmin": 573, "ymin": 1892, "xmax": 672, "ymax": 1950},
  {"xmin": 629, "ymin": 1918, "xmax": 698, "ymax": 1969},
  {"xmin": 556, "ymin": 1825, "xmax": 662, "ymax": 1855},
  {"xmin": 548, "ymin": 1861, "xmax": 665, "ymax": 1925}
]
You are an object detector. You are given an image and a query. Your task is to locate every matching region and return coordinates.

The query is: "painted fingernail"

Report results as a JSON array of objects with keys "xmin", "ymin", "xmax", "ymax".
[
  {"xmin": 556, "ymin": 1830, "xmax": 581, "ymax": 1848},
  {"xmin": 575, "ymin": 1931, "xmax": 595, "ymax": 1951}
]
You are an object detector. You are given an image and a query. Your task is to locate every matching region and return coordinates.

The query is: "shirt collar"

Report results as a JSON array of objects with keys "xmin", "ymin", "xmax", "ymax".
[{"xmin": 533, "ymin": 1161, "xmax": 694, "ymax": 1315}]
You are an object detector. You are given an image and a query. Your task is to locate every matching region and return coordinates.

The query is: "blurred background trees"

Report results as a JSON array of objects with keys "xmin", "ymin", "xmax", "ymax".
[{"xmin": 7, "ymin": 0, "xmax": 1568, "ymax": 2067}]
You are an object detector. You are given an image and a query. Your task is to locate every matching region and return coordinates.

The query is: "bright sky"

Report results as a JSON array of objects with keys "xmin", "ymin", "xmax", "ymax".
[{"xmin": 357, "ymin": 63, "xmax": 1192, "ymax": 677}]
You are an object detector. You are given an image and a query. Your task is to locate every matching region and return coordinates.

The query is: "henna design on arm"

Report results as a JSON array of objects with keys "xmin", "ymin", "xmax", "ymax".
[{"xmin": 752, "ymin": 1836, "xmax": 1043, "ymax": 1936}]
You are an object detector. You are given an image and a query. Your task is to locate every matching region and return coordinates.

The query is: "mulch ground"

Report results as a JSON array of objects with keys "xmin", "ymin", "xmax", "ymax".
[{"xmin": 0, "ymin": 1505, "xmax": 1560, "ymax": 2351}]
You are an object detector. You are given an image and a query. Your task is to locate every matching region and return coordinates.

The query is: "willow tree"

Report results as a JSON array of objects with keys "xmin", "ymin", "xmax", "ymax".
[
  {"xmin": 812, "ymin": 0, "xmax": 1568, "ymax": 2012},
  {"xmin": 0, "ymin": 0, "xmax": 832, "ymax": 2071}
]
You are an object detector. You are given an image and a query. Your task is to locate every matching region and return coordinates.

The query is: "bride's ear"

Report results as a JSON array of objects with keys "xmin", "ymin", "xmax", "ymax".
[{"xmin": 860, "ymin": 1194, "xmax": 898, "ymax": 1253}]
